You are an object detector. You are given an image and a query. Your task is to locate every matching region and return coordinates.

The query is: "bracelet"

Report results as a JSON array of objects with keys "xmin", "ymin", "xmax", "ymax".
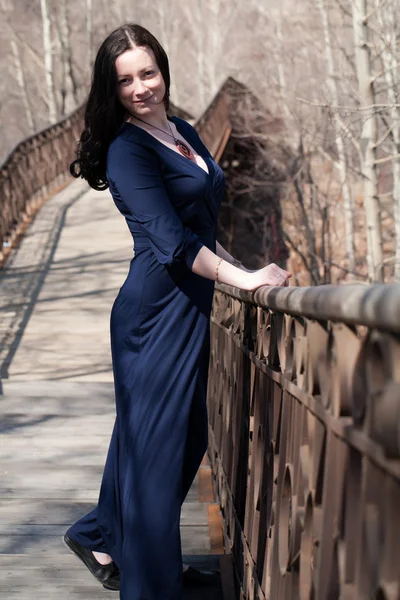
[{"xmin": 215, "ymin": 258, "xmax": 223, "ymax": 284}]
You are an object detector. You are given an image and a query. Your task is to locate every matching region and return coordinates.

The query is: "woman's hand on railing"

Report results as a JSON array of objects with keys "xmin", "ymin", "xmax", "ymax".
[
  {"xmin": 192, "ymin": 247, "xmax": 291, "ymax": 290},
  {"xmin": 243, "ymin": 263, "xmax": 292, "ymax": 291}
]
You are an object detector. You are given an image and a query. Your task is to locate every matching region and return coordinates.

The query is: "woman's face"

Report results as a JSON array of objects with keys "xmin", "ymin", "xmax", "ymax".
[{"xmin": 115, "ymin": 46, "xmax": 166, "ymax": 118}]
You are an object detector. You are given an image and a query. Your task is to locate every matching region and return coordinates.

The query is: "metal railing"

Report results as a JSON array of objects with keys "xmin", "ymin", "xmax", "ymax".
[
  {"xmin": 207, "ymin": 281, "xmax": 400, "ymax": 599},
  {"xmin": 0, "ymin": 106, "xmax": 85, "ymax": 258}
]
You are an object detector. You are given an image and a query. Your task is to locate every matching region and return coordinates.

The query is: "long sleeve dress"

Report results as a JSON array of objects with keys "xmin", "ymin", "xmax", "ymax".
[{"xmin": 66, "ymin": 115, "xmax": 225, "ymax": 600}]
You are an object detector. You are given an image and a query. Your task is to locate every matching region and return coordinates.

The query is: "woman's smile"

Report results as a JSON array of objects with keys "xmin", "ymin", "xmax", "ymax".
[{"xmin": 133, "ymin": 95, "xmax": 153, "ymax": 103}]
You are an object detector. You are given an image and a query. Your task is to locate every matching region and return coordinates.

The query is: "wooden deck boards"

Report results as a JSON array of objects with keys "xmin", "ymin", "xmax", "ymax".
[
  {"xmin": 0, "ymin": 183, "xmax": 231, "ymax": 598},
  {"xmin": 0, "ymin": 384, "xmax": 225, "ymax": 597}
]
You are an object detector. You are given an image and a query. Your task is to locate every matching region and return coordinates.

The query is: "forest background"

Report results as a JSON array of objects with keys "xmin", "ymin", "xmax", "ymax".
[{"xmin": 1, "ymin": 0, "xmax": 399, "ymax": 285}]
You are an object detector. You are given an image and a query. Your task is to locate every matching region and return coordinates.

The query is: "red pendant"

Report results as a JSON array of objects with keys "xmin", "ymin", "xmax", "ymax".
[{"xmin": 175, "ymin": 139, "xmax": 194, "ymax": 160}]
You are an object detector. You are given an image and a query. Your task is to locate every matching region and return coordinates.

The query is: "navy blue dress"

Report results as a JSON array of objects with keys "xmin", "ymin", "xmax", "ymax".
[{"xmin": 67, "ymin": 116, "xmax": 225, "ymax": 599}]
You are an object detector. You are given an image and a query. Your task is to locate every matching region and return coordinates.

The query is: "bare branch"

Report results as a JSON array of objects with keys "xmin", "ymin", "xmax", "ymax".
[{"xmin": 297, "ymin": 96, "xmax": 400, "ymax": 111}]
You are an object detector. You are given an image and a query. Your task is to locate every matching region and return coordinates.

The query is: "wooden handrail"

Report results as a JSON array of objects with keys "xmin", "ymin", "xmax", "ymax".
[{"xmin": 0, "ymin": 105, "xmax": 85, "ymax": 261}]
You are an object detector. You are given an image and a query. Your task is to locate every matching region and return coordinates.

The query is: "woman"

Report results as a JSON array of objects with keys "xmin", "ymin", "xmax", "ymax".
[{"xmin": 63, "ymin": 23, "xmax": 291, "ymax": 600}]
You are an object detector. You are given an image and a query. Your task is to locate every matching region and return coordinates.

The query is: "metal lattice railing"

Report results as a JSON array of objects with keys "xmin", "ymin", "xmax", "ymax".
[
  {"xmin": 0, "ymin": 106, "xmax": 85, "ymax": 258},
  {"xmin": 207, "ymin": 281, "xmax": 400, "ymax": 600}
]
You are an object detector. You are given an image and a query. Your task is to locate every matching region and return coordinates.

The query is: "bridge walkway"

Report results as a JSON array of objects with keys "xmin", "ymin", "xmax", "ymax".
[{"xmin": 0, "ymin": 180, "xmax": 228, "ymax": 599}]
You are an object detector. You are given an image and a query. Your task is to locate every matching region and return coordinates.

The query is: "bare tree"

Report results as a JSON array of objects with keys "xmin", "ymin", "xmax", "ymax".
[
  {"xmin": 180, "ymin": 2, "xmax": 207, "ymax": 110},
  {"xmin": 275, "ymin": 13, "xmax": 292, "ymax": 127},
  {"xmin": 2, "ymin": 16, "xmax": 35, "ymax": 133},
  {"xmin": 2, "ymin": 0, "xmax": 400, "ymax": 286},
  {"xmin": 352, "ymin": 0, "xmax": 383, "ymax": 281},
  {"xmin": 40, "ymin": 0, "xmax": 57, "ymax": 123},
  {"xmin": 86, "ymin": 0, "xmax": 93, "ymax": 78},
  {"xmin": 318, "ymin": 0, "xmax": 355, "ymax": 277},
  {"xmin": 376, "ymin": 0, "xmax": 400, "ymax": 280},
  {"xmin": 149, "ymin": 1, "xmax": 184, "ymax": 108},
  {"xmin": 58, "ymin": 0, "xmax": 79, "ymax": 114}
]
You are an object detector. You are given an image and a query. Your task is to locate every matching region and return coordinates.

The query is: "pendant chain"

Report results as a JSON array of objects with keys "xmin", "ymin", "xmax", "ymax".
[
  {"xmin": 130, "ymin": 114, "xmax": 177, "ymax": 142},
  {"xmin": 128, "ymin": 114, "xmax": 194, "ymax": 160}
]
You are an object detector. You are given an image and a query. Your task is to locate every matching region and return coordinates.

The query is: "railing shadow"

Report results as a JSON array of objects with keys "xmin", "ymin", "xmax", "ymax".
[{"xmin": 0, "ymin": 187, "xmax": 87, "ymax": 385}]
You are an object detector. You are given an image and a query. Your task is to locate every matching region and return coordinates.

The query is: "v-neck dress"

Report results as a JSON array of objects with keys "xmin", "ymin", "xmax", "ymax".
[{"xmin": 66, "ymin": 116, "xmax": 225, "ymax": 600}]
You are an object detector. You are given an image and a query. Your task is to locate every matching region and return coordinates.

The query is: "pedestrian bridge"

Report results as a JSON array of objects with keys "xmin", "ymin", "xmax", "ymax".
[{"xmin": 1, "ymin": 78, "xmax": 400, "ymax": 600}]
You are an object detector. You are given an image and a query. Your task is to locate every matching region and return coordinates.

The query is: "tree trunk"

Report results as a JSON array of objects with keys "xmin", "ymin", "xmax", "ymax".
[
  {"xmin": 318, "ymin": 0, "xmax": 356, "ymax": 278},
  {"xmin": 155, "ymin": 1, "xmax": 182, "ymax": 107},
  {"xmin": 59, "ymin": 0, "xmax": 79, "ymax": 114},
  {"xmin": 352, "ymin": 0, "xmax": 383, "ymax": 281},
  {"xmin": 182, "ymin": 3, "xmax": 207, "ymax": 109},
  {"xmin": 7, "ymin": 23, "xmax": 35, "ymax": 133},
  {"xmin": 87, "ymin": 0, "xmax": 93, "ymax": 77},
  {"xmin": 40, "ymin": 0, "xmax": 57, "ymax": 123},
  {"xmin": 377, "ymin": 0, "xmax": 400, "ymax": 280},
  {"xmin": 275, "ymin": 13, "xmax": 292, "ymax": 126}
]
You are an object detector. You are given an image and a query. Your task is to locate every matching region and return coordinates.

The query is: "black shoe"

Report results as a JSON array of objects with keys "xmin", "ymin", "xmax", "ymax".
[
  {"xmin": 63, "ymin": 533, "xmax": 120, "ymax": 591},
  {"xmin": 102, "ymin": 569, "xmax": 120, "ymax": 591},
  {"xmin": 182, "ymin": 566, "xmax": 221, "ymax": 587}
]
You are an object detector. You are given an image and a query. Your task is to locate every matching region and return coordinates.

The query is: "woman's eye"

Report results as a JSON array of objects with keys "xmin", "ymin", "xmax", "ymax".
[
  {"xmin": 118, "ymin": 79, "xmax": 128, "ymax": 85},
  {"xmin": 144, "ymin": 71, "xmax": 154, "ymax": 76}
]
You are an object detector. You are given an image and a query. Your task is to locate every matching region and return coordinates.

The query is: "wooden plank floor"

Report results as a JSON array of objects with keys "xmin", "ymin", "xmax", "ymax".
[
  {"xmin": 0, "ymin": 382, "xmax": 225, "ymax": 598},
  {"xmin": 0, "ymin": 182, "xmax": 231, "ymax": 598}
]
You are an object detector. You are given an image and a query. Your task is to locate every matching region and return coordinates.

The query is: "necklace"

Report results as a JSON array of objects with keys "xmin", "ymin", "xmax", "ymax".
[{"xmin": 128, "ymin": 114, "xmax": 194, "ymax": 160}]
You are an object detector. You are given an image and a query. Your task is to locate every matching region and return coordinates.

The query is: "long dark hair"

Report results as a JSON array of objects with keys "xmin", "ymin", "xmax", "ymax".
[{"xmin": 70, "ymin": 24, "xmax": 171, "ymax": 190}]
